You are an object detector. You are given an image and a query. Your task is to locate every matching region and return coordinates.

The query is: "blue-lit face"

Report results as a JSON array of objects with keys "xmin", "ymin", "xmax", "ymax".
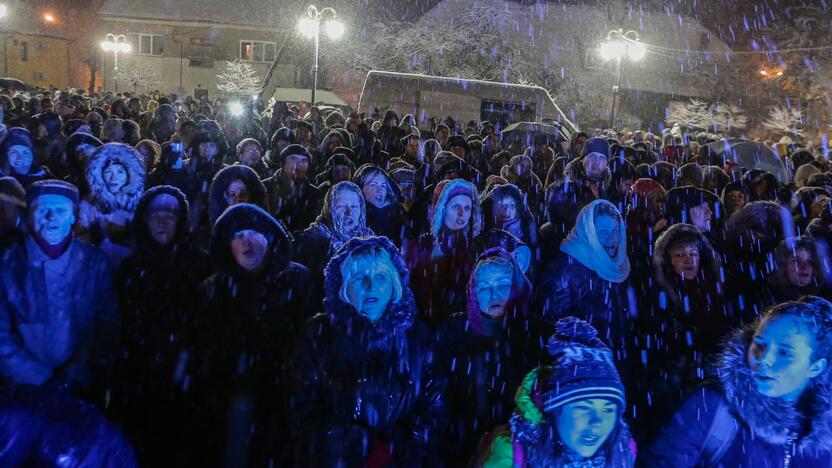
[
  {"xmin": 230, "ymin": 229, "xmax": 268, "ymax": 271},
  {"xmin": 8, "ymin": 145, "xmax": 33, "ymax": 175},
  {"xmin": 30, "ymin": 194, "xmax": 74, "ymax": 245},
  {"xmin": 556, "ymin": 399, "xmax": 618, "ymax": 458},
  {"xmin": 474, "ymin": 263, "xmax": 513, "ymax": 318},
  {"xmin": 344, "ymin": 255, "xmax": 394, "ymax": 321},
  {"xmin": 595, "ymin": 215, "xmax": 620, "ymax": 258},
  {"xmin": 747, "ymin": 315, "xmax": 827, "ymax": 401},
  {"xmin": 443, "ymin": 194, "xmax": 472, "ymax": 231}
]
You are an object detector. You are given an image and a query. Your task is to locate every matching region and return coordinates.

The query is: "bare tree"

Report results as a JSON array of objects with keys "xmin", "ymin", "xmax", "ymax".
[
  {"xmin": 762, "ymin": 105, "xmax": 805, "ymax": 139},
  {"xmin": 113, "ymin": 63, "xmax": 161, "ymax": 94}
]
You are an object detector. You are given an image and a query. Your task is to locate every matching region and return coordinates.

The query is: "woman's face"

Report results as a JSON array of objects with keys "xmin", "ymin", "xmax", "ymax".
[
  {"xmin": 333, "ymin": 189, "xmax": 361, "ymax": 233},
  {"xmin": 786, "ymin": 248, "xmax": 814, "ymax": 288},
  {"xmin": 362, "ymin": 173, "xmax": 389, "ymax": 209},
  {"xmin": 747, "ymin": 315, "xmax": 826, "ymax": 401},
  {"xmin": 331, "ymin": 165, "xmax": 351, "ymax": 184},
  {"xmin": 103, "ymin": 162, "xmax": 128, "ymax": 194},
  {"xmin": 670, "ymin": 243, "xmax": 700, "ymax": 280},
  {"xmin": 224, "ymin": 179, "xmax": 249, "ymax": 206},
  {"xmin": 345, "ymin": 255, "xmax": 394, "ymax": 321},
  {"xmin": 474, "ymin": 263, "xmax": 513, "ymax": 318},
  {"xmin": 556, "ymin": 399, "xmax": 618, "ymax": 458},
  {"xmin": 239, "ymin": 143, "xmax": 262, "ymax": 166},
  {"xmin": 230, "ymin": 229, "xmax": 268, "ymax": 271},
  {"xmin": 595, "ymin": 214, "xmax": 620, "ymax": 257},
  {"xmin": 7, "ymin": 145, "xmax": 33, "ymax": 175},
  {"xmin": 494, "ymin": 196, "xmax": 517, "ymax": 224},
  {"xmin": 443, "ymin": 194, "xmax": 472, "ymax": 231}
]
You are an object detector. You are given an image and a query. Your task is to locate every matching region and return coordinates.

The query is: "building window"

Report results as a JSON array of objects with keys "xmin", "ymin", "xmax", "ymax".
[
  {"xmin": 34, "ymin": 71, "xmax": 45, "ymax": 81},
  {"xmin": 20, "ymin": 41, "xmax": 28, "ymax": 62},
  {"xmin": 128, "ymin": 34, "xmax": 164, "ymax": 56},
  {"xmin": 240, "ymin": 40, "xmax": 276, "ymax": 62},
  {"xmin": 189, "ymin": 57, "xmax": 215, "ymax": 68}
]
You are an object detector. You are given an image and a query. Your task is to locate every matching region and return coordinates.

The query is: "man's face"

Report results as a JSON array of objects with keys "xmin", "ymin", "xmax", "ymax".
[
  {"xmin": 583, "ymin": 153, "xmax": 608, "ymax": 180},
  {"xmin": 333, "ymin": 189, "xmax": 362, "ymax": 232},
  {"xmin": 284, "ymin": 154, "xmax": 309, "ymax": 181},
  {"xmin": 29, "ymin": 194, "xmax": 75, "ymax": 245},
  {"xmin": 239, "ymin": 143, "xmax": 262, "ymax": 166},
  {"xmin": 230, "ymin": 229, "xmax": 268, "ymax": 271},
  {"xmin": 405, "ymin": 138, "xmax": 420, "ymax": 158},
  {"xmin": 7, "ymin": 145, "xmax": 33, "ymax": 175},
  {"xmin": 725, "ymin": 190, "xmax": 745, "ymax": 213},
  {"xmin": 443, "ymin": 194, "xmax": 472, "ymax": 231},
  {"xmin": 436, "ymin": 128, "xmax": 449, "ymax": 144}
]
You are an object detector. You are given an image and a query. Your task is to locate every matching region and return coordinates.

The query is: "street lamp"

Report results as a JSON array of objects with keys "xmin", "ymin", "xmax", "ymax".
[
  {"xmin": 101, "ymin": 33, "xmax": 131, "ymax": 92},
  {"xmin": 298, "ymin": 5, "xmax": 344, "ymax": 106},
  {"xmin": 599, "ymin": 29, "xmax": 645, "ymax": 129}
]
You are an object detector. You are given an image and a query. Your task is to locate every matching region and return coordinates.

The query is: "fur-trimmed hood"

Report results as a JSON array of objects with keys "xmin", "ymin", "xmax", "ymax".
[
  {"xmin": 718, "ymin": 327, "xmax": 832, "ymax": 455},
  {"xmin": 322, "ymin": 236, "xmax": 416, "ymax": 340},
  {"xmin": 653, "ymin": 223, "xmax": 723, "ymax": 305},
  {"xmin": 430, "ymin": 178, "xmax": 483, "ymax": 239},
  {"xmin": 210, "ymin": 203, "xmax": 293, "ymax": 273},
  {"xmin": 208, "ymin": 164, "xmax": 268, "ymax": 225},
  {"xmin": 84, "ymin": 143, "xmax": 145, "ymax": 213}
]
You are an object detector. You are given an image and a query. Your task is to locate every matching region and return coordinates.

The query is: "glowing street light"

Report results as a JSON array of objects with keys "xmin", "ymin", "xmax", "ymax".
[
  {"xmin": 599, "ymin": 29, "xmax": 645, "ymax": 129},
  {"xmin": 43, "ymin": 13, "xmax": 56, "ymax": 23},
  {"xmin": 101, "ymin": 33, "xmax": 131, "ymax": 92},
  {"xmin": 298, "ymin": 5, "xmax": 344, "ymax": 105},
  {"xmin": 0, "ymin": 4, "xmax": 8, "ymax": 19}
]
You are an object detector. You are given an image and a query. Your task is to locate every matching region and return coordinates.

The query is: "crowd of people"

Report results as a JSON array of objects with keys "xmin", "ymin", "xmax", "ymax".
[{"xmin": 1, "ymin": 86, "xmax": 832, "ymax": 467}]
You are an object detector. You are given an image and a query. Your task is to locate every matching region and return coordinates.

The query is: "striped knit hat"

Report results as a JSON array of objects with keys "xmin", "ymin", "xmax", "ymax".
[{"xmin": 542, "ymin": 317, "xmax": 626, "ymax": 413}]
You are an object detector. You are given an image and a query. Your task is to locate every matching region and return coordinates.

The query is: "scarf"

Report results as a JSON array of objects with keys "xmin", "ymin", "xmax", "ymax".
[{"xmin": 560, "ymin": 199, "xmax": 630, "ymax": 283}]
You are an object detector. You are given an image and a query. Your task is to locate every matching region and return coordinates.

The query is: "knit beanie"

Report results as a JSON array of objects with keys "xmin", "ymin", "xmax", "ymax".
[
  {"xmin": 279, "ymin": 144, "xmax": 310, "ymax": 167},
  {"xmin": 0, "ymin": 176, "xmax": 26, "ymax": 208},
  {"xmin": 543, "ymin": 317, "xmax": 626, "ymax": 413},
  {"xmin": 581, "ymin": 137, "xmax": 610, "ymax": 159},
  {"xmin": 26, "ymin": 180, "xmax": 79, "ymax": 206}
]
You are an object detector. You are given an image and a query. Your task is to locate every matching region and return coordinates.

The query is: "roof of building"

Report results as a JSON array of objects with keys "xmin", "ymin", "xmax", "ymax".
[{"xmin": 98, "ymin": 0, "xmax": 297, "ymax": 28}]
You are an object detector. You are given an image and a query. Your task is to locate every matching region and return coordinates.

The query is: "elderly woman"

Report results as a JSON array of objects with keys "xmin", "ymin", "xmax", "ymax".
[
  {"xmin": 534, "ymin": 199, "xmax": 631, "ymax": 350},
  {"xmin": 286, "ymin": 236, "xmax": 446, "ymax": 466},
  {"xmin": 642, "ymin": 296, "xmax": 832, "ymax": 466}
]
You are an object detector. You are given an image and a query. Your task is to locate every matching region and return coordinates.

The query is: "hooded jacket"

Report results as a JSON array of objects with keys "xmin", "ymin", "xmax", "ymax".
[
  {"xmin": 195, "ymin": 203, "xmax": 313, "ymax": 464},
  {"xmin": 481, "ymin": 183, "xmax": 539, "ymax": 253},
  {"xmin": 407, "ymin": 179, "xmax": 483, "ymax": 326},
  {"xmin": 641, "ymin": 325, "xmax": 832, "ymax": 467},
  {"xmin": 437, "ymin": 248, "xmax": 545, "ymax": 463},
  {"xmin": 207, "ymin": 164, "xmax": 268, "ymax": 226},
  {"xmin": 534, "ymin": 200, "xmax": 630, "ymax": 349},
  {"xmin": 64, "ymin": 132, "xmax": 103, "ymax": 198},
  {"xmin": 353, "ymin": 164, "xmax": 407, "ymax": 246},
  {"xmin": 285, "ymin": 236, "xmax": 446, "ymax": 466}
]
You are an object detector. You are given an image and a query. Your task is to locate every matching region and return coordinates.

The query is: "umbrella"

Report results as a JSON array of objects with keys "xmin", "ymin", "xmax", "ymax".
[
  {"xmin": 501, "ymin": 121, "xmax": 566, "ymax": 147},
  {"xmin": 705, "ymin": 138, "xmax": 789, "ymax": 182}
]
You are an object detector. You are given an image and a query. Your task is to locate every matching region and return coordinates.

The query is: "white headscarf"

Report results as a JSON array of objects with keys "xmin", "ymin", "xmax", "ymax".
[{"xmin": 560, "ymin": 199, "xmax": 630, "ymax": 283}]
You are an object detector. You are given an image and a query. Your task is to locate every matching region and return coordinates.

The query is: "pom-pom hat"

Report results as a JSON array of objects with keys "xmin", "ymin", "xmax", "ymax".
[{"xmin": 542, "ymin": 317, "xmax": 626, "ymax": 412}]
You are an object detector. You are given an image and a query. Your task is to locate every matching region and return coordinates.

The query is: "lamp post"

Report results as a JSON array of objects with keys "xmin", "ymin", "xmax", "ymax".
[
  {"xmin": 599, "ymin": 29, "xmax": 645, "ymax": 129},
  {"xmin": 101, "ymin": 33, "xmax": 131, "ymax": 92},
  {"xmin": 298, "ymin": 5, "xmax": 344, "ymax": 106}
]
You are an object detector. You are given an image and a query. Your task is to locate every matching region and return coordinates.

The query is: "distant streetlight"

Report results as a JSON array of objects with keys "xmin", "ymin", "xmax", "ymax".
[
  {"xmin": 42, "ymin": 13, "xmax": 56, "ymax": 23},
  {"xmin": 101, "ymin": 33, "xmax": 131, "ymax": 92},
  {"xmin": 298, "ymin": 5, "xmax": 344, "ymax": 106},
  {"xmin": 599, "ymin": 29, "xmax": 645, "ymax": 129}
]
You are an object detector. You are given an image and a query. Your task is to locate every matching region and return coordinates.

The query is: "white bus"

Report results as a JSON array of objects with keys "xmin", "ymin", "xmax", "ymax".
[{"xmin": 357, "ymin": 70, "xmax": 577, "ymax": 134}]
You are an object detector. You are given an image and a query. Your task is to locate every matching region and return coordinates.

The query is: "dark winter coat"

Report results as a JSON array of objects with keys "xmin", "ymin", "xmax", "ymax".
[
  {"xmin": 194, "ymin": 204, "xmax": 314, "ymax": 466},
  {"xmin": 285, "ymin": 237, "xmax": 446, "ymax": 467},
  {"xmin": 436, "ymin": 248, "xmax": 545, "ymax": 464},
  {"xmin": 112, "ymin": 186, "xmax": 211, "ymax": 465},
  {"xmin": 481, "ymin": 183, "xmax": 539, "ymax": 259},
  {"xmin": 640, "ymin": 328, "xmax": 832, "ymax": 467},
  {"xmin": 263, "ymin": 169, "xmax": 322, "ymax": 232},
  {"xmin": 0, "ymin": 236, "xmax": 118, "ymax": 392},
  {"xmin": 354, "ymin": 164, "xmax": 407, "ymax": 245},
  {"xmin": 0, "ymin": 385, "xmax": 137, "ymax": 467},
  {"xmin": 207, "ymin": 164, "xmax": 268, "ymax": 226}
]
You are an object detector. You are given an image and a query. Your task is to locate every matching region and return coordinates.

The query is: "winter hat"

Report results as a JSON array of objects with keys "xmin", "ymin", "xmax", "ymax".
[
  {"xmin": 630, "ymin": 178, "xmax": 665, "ymax": 198},
  {"xmin": 26, "ymin": 179, "xmax": 79, "ymax": 206},
  {"xmin": 542, "ymin": 317, "xmax": 626, "ymax": 413},
  {"xmin": 676, "ymin": 162, "xmax": 705, "ymax": 187},
  {"xmin": 292, "ymin": 119, "xmax": 314, "ymax": 133},
  {"xmin": 279, "ymin": 144, "xmax": 310, "ymax": 167},
  {"xmin": 433, "ymin": 152, "xmax": 465, "ymax": 179},
  {"xmin": 1, "ymin": 127, "xmax": 34, "ymax": 155},
  {"xmin": 270, "ymin": 127, "xmax": 296, "ymax": 149},
  {"xmin": 147, "ymin": 192, "xmax": 182, "ymax": 214},
  {"xmin": 0, "ymin": 176, "xmax": 26, "ymax": 208},
  {"xmin": 331, "ymin": 146, "xmax": 355, "ymax": 161},
  {"xmin": 447, "ymin": 135, "xmax": 468, "ymax": 151},
  {"xmin": 664, "ymin": 186, "xmax": 720, "ymax": 225},
  {"xmin": 581, "ymin": 137, "xmax": 610, "ymax": 159},
  {"xmin": 210, "ymin": 203, "xmax": 293, "ymax": 268},
  {"xmin": 390, "ymin": 167, "xmax": 416, "ymax": 186}
]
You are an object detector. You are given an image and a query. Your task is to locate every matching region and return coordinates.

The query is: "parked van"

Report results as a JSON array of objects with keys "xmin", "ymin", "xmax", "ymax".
[{"xmin": 357, "ymin": 70, "xmax": 577, "ymax": 132}]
